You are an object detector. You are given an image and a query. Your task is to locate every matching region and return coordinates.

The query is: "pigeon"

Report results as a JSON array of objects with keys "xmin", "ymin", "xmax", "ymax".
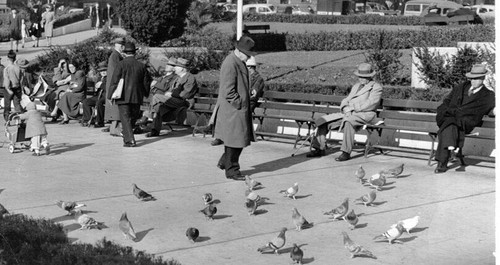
[
  {"xmin": 245, "ymin": 199, "xmax": 258, "ymax": 215},
  {"xmin": 257, "ymin": 227, "xmax": 287, "ymax": 254},
  {"xmin": 202, "ymin": 193, "xmax": 213, "ymax": 205},
  {"xmin": 392, "ymin": 216, "xmax": 420, "ymax": 234},
  {"xmin": 355, "ymin": 166, "xmax": 366, "ymax": 184},
  {"xmin": 373, "ymin": 222, "xmax": 404, "ymax": 244},
  {"xmin": 380, "ymin": 163, "xmax": 404, "ymax": 178},
  {"xmin": 292, "ymin": 207, "xmax": 312, "ymax": 231},
  {"xmin": 75, "ymin": 210, "xmax": 102, "ymax": 230},
  {"xmin": 368, "ymin": 173, "xmax": 386, "ymax": 191},
  {"xmin": 280, "ymin": 182, "xmax": 299, "ymax": 200},
  {"xmin": 200, "ymin": 204, "xmax": 217, "ymax": 220},
  {"xmin": 354, "ymin": 190, "xmax": 377, "ymax": 207},
  {"xmin": 119, "ymin": 212, "xmax": 137, "ymax": 241},
  {"xmin": 245, "ymin": 175, "xmax": 262, "ymax": 191},
  {"xmin": 343, "ymin": 209, "xmax": 359, "ymax": 230},
  {"xmin": 324, "ymin": 198, "xmax": 349, "ymax": 220},
  {"xmin": 55, "ymin": 200, "xmax": 86, "ymax": 215},
  {"xmin": 132, "ymin": 183, "xmax": 156, "ymax": 201},
  {"xmin": 186, "ymin": 227, "xmax": 199, "ymax": 243},
  {"xmin": 245, "ymin": 190, "xmax": 261, "ymax": 202},
  {"xmin": 290, "ymin": 243, "xmax": 304, "ymax": 264},
  {"xmin": 342, "ymin": 232, "xmax": 377, "ymax": 259},
  {"xmin": 0, "ymin": 203, "xmax": 9, "ymax": 218}
]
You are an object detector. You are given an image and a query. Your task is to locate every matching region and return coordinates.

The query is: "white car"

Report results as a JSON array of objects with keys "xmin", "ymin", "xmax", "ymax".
[
  {"xmin": 242, "ymin": 4, "xmax": 277, "ymax": 15},
  {"xmin": 471, "ymin": 4, "xmax": 494, "ymax": 18}
]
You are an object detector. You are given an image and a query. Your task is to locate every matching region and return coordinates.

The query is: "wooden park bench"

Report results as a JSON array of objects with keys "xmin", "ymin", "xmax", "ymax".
[
  {"xmin": 244, "ymin": 24, "xmax": 270, "ymax": 33},
  {"xmin": 364, "ymin": 99, "xmax": 495, "ymax": 165},
  {"xmin": 188, "ymin": 86, "xmax": 218, "ymax": 136}
]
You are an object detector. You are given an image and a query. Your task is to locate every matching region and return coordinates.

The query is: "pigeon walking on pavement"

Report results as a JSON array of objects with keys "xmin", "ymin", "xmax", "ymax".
[
  {"xmin": 245, "ymin": 175, "xmax": 262, "ymax": 191},
  {"xmin": 355, "ymin": 166, "xmax": 366, "ymax": 184},
  {"xmin": 245, "ymin": 199, "xmax": 258, "ymax": 215},
  {"xmin": 368, "ymin": 173, "xmax": 386, "ymax": 191},
  {"xmin": 132, "ymin": 183, "xmax": 156, "ymax": 201},
  {"xmin": 392, "ymin": 216, "xmax": 420, "ymax": 234},
  {"xmin": 380, "ymin": 163, "xmax": 404, "ymax": 178},
  {"xmin": 373, "ymin": 222, "xmax": 404, "ymax": 244},
  {"xmin": 119, "ymin": 212, "xmax": 137, "ymax": 241},
  {"xmin": 290, "ymin": 243, "xmax": 304, "ymax": 264},
  {"xmin": 343, "ymin": 209, "xmax": 359, "ymax": 230},
  {"xmin": 75, "ymin": 210, "xmax": 102, "ymax": 230},
  {"xmin": 292, "ymin": 207, "xmax": 312, "ymax": 231},
  {"xmin": 257, "ymin": 227, "xmax": 287, "ymax": 254},
  {"xmin": 354, "ymin": 190, "xmax": 377, "ymax": 207},
  {"xmin": 200, "ymin": 204, "xmax": 217, "ymax": 220},
  {"xmin": 186, "ymin": 227, "xmax": 199, "ymax": 243},
  {"xmin": 324, "ymin": 198, "xmax": 349, "ymax": 220},
  {"xmin": 342, "ymin": 232, "xmax": 377, "ymax": 259},
  {"xmin": 55, "ymin": 200, "xmax": 86, "ymax": 215},
  {"xmin": 280, "ymin": 182, "xmax": 299, "ymax": 200},
  {"xmin": 202, "ymin": 193, "xmax": 213, "ymax": 205}
]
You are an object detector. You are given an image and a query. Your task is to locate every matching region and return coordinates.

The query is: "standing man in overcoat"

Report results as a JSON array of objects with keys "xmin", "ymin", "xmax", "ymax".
[
  {"xmin": 214, "ymin": 35, "xmax": 256, "ymax": 180},
  {"xmin": 104, "ymin": 37, "xmax": 125, "ymax": 136},
  {"xmin": 109, "ymin": 42, "xmax": 151, "ymax": 147}
]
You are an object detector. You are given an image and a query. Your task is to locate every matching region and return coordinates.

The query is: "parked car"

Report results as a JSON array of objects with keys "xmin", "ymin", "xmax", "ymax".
[
  {"xmin": 471, "ymin": 4, "xmax": 495, "ymax": 18},
  {"xmin": 403, "ymin": 0, "xmax": 462, "ymax": 16},
  {"xmin": 242, "ymin": 4, "xmax": 277, "ymax": 15},
  {"xmin": 365, "ymin": 2, "xmax": 400, "ymax": 16}
]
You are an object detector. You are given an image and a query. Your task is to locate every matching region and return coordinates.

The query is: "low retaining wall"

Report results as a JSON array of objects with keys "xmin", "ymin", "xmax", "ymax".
[{"xmin": 45, "ymin": 19, "xmax": 92, "ymax": 38}]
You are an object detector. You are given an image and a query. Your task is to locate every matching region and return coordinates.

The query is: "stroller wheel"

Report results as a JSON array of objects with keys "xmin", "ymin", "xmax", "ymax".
[{"xmin": 8, "ymin": 144, "xmax": 14, "ymax": 153}]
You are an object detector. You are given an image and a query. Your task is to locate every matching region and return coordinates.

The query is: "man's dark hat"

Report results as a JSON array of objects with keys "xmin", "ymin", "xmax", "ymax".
[
  {"xmin": 112, "ymin": 37, "xmax": 125, "ymax": 45},
  {"xmin": 123, "ymin": 42, "xmax": 138, "ymax": 54},
  {"xmin": 236, "ymin": 35, "xmax": 256, "ymax": 57},
  {"xmin": 7, "ymin": 50, "xmax": 16, "ymax": 60},
  {"xmin": 97, "ymin": 61, "xmax": 107, "ymax": 71}
]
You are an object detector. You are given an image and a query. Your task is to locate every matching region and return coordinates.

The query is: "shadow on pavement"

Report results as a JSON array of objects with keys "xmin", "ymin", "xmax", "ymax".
[
  {"xmin": 302, "ymin": 257, "xmax": 315, "ymax": 264},
  {"xmin": 254, "ymin": 209, "xmax": 268, "ymax": 215},
  {"xmin": 213, "ymin": 214, "xmax": 232, "ymax": 220},
  {"xmin": 49, "ymin": 143, "xmax": 94, "ymax": 155},
  {"xmin": 410, "ymin": 227, "xmax": 428, "ymax": 233},
  {"xmin": 196, "ymin": 236, "xmax": 211, "ymax": 242},
  {"xmin": 243, "ymin": 153, "xmax": 312, "ymax": 175},
  {"xmin": 135, "ymin": 228, "xmax": 154, "ymax": 242}
]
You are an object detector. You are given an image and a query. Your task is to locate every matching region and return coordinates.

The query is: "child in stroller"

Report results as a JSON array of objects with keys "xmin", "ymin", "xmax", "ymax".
[{"xmin": 17, "ymin": 102, "xmax": 49, "ymax": 156}]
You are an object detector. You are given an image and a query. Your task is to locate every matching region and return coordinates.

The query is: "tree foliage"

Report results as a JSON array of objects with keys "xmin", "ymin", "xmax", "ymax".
[{"xmin": 116, "ymin": 0, "xmax": 192, "ymax": 46}]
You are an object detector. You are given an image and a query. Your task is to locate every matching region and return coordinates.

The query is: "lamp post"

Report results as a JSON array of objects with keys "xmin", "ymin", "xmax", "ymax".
[{"xmin": 236, "ymin": 0, "xmax": 242, "ymax": 40}]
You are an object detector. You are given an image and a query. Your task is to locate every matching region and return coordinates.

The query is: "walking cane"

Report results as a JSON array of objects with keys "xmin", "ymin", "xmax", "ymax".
[{"xmin": 291, "ymin": 127, "xmax": 317, "ymax": 157}]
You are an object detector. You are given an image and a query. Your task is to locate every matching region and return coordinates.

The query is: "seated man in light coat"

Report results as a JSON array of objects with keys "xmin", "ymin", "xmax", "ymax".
[{"xmin": 307, "ymin": 63, "xmax": 383, "ymax": 161}]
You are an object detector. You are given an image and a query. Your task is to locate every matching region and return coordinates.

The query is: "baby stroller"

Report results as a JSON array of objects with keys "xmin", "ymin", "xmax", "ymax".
[{"xmin": 4, "ymin": 113, "xmax": 29, "ymax": 153}]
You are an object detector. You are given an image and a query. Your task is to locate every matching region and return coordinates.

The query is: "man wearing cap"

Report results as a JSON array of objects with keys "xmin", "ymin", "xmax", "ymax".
[
  {"xmin": 307, "ymin": 63, "xmax": 383, "ymax": 162},
  {"xmin": 434, "ymin": 64, "xmax": 495, "ymax": 173},
  {"xmin": 3, "ymin": 50, "xmax": 22, "ymax": 121},
  {"xmin": 104, "ymin": 37, "xmax": 125, "ymax": 136},
  {"xmin": 109, "ymin": 42, "xmax": 151, "ymax": 147},
  {"xmin": 214, "ymin": 35, "xmax": 256, "ymax": 180},
  {"xmin": 81, "ymin": 61, "xmax": 108, "ymax": 127},
  {"xmin": 146, "ymin": 57, "xmax": 198, "ymax": 137}
]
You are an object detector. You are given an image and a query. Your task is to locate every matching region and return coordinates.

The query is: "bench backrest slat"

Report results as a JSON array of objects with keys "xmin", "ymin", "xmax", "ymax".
[{"xmin": 382, "ymin": 99, "xmax": 440, "ymax": 111}]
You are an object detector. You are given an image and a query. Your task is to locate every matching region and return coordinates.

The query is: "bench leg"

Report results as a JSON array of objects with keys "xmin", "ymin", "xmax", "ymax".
[
  {"xmin": 427, "ymin": 133, "xmax": 436, "ymax": 166},
  {"xmin": 294, "ymin": 121, "xmax": 306, "ymax": 149}
]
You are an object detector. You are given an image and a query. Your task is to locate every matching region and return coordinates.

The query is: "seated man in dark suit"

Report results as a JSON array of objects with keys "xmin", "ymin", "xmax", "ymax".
[
  {"xmin": 146, "ymin": 57, "xmax": 198, "ymax": 137},
  {"xmin": 81, "ymin": 61, "xmax": 107, "ymax": 127},
  {"xmin": 434, "ymin": 64, "xmax": 495, "ymax": 173}
]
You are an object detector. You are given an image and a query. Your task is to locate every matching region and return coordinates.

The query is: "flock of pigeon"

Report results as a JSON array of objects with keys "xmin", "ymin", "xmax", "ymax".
[{"xmin": 0, "ymin": 162, "xmax": 420, "ymax": 263}]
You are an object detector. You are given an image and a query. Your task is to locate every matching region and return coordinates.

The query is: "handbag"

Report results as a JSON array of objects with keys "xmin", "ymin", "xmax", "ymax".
[{"xmin": 111, "ymin": 78, "xmax": 124, "ymax": 99}]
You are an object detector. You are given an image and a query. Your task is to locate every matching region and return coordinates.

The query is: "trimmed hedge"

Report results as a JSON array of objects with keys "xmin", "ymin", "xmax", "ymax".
[
  {"xmin": 242, "ymin": 13, "xmax": 425, "ymax": 25},
  {"xmin": 198, "ymin": 80, "xmax": 450, "ymax": 102},
  {"xmin": 53, "ymin": 11, "xmax": 88, "ymax": 29},
  {"xmin": 0, "ymin": 214, "xmax": 180, "ymax": 265}
]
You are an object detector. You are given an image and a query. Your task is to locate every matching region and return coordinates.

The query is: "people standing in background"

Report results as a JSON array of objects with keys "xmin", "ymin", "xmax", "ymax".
[
  {"xmin": 3, "ymin": 50, "xmax": 22, "ymax": 122},
  {"xmin": 29, "ymin": 5, "xmax": 42, "ymax": 47},
  {"xmin": 7, "ymin": 8, "xmax": 22, "ymax": 52},
  {"xmin": 103, "ymin": 37, "xmax": 125, "ymax": 137},
  {"xmin": 21, "ymin": 19, "xmax": 28, "ymax": 49},
  {"xmin": 41, "ymin": 4, "xmax": 55, "ymax": 47}
]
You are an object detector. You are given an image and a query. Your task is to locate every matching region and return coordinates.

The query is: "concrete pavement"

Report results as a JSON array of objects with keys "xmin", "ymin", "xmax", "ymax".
[{"xmin": 0, "ymin": 118, "xmax": 495, "ymax": 265}]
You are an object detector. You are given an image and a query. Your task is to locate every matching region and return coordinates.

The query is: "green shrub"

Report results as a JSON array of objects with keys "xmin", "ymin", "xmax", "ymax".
[
  {"xmin": 0, "ymin": 214, "xmax": 180, "ymax": 265},
  {"xmin": 117, "ymin": 0, "xmax": 191, "ymax": 46},
  {"xmin": 241, "ymin": 13, "xmax": 425, "ymax": 25},
  {"xmin": 185, "ymin": 1, "xmax": 224, "ymax": 34},
  {"xmin": 164, "ymin": 47, "xmax": 230, "ymax": 74},
  {"xmin": 53, "ymin": 11, "xmax": 88, "ymax": 28},
  {"xmin": 364, "ymin": 30, "xmax": 405, "ymax": 85}
]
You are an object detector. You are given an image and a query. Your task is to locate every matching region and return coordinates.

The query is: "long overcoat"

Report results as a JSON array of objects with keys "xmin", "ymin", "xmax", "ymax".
[
  {"xmin": 214, "ymin": 52, "xmax": 255, "ymax": 148},
  {"xmin": 108, "ymin": 56, "xmax": 150, "ymax": 105},
  {"xmin": 104, "ymin": 49, "xmax": 122, "ymax": 120}
]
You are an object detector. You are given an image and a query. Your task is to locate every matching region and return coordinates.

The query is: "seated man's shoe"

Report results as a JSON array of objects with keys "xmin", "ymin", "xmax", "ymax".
[
  {"xmin": 93, "ymin": 123, "xmax": 104, "ymax": 128},
  {"xmin": 306, "ymin": 149, "xmax": 325, "ymax": 158},
  {"xmin": 335, "ymin": 151, "xmax": 351, "ymax": 161},
  {"xmin": 211, "ymin": 138, "xmax": 224, "ymax": 146},
  {"xmin": 227, "ymin": 174, "xmax": 245, "ymax": 181},
  {"xmin": 434, "ymin": 162, "xmax": 448, "ymax": 173},
  {"xmin": 101, "ymin": 127, "xmax": 110, "ymax": 132},
  {"xmin": 81, "ymin": 121, "xmax": 90, "ymax": 127},
  {"xmin": 217, "ymin": 163, "xmax": 225, "ymax": 170},
  {"xmin": 133, "ymin": 127, "xmax": 143, "ymax": 134},
  {"xmin": 123, "ymin": 142, "xmax": 137, "ymax": 148},
  {"xmin": 145, "ymin": 130, "xmax": 160, "ymax": 138}
]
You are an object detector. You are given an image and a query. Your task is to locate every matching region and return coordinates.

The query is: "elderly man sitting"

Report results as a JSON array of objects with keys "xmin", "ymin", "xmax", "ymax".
[
  {"xmin": 307, "ymin": 63, "xmax": 383, "ymax": 161},
  {"xmin": 146, "ymin": 57, "xmax": 198, "ymax": 137}
]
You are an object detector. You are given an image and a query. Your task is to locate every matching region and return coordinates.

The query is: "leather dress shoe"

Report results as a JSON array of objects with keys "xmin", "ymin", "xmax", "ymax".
[
  {"xmin": 101, "ymin": 127, "xmax": 110, "ymax": 132},
  {"xmin": 434, "ymin": 162, "xmax": 448, "ymax": 173},
  {"xmin": 123, "ymin": 142, "xmax": 136, "ymax": 147},
  {"xmin": 335, "ymin": 151, "xmax": 351, "ymax": 161},
  {"xmin": 211, "ymin": 139, "xmax": 224, "ymax": 146},
  {"xmin": 306, "ymin": 149, "xmax": 325, "ymax": 158},
  {"xmin": 146, "ymin": 130, "xmax": 159, "ymax": 138},
  {"xmin": 217, "ymin": 163, "xmax": 225, "ymax": 170},
  {"xmin": 227, "ymin": 174, "xmax": 245, "ymax": 181},
  {"xmin": 93, "ymin": 124, "xmax": 104, "ymax": 128}
]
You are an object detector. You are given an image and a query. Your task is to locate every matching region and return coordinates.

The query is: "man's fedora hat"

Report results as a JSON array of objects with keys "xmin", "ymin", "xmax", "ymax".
[
  {"xmin": 7, "ymin": 49, "xmax": 16, "ymax": 60},
  {"xmin": 465, "ymin": 64, "xmax": 488, "ymax": 79},
  {"xmin": 123, "ymin": 42, "xmax": 138, "ymax": 54},
  {"xmin": 97, "ymin": 61, "xmax": 107, "ymax": 71},
  {"xmin": 173, "ymin": 58, "xmax": 189, "ymax": 68},
  {"xmin": 236, "ymin": 35, "xmax": 256, "ymax": 57},
  {"xmin": 354, "ymin": 63, "xmax": 376, "ymax": 78},
  {"xmin": 112, "ymin": 37, "xmax": 126, "ymax": 45},
  {"xmin": 17, "ymin": 58, "xmax": 29, "ymax": 68}
]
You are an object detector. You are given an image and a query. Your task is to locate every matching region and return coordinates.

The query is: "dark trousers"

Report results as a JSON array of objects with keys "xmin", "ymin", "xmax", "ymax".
[
  {"xmin": 3, "ymin": 87, "xmax": 22, "ymax": 121},
  {"xmin": 151, "ymin": 97, "xmax": 188, "ymax": 133},
  {"xmin": 435, "ymin": 124, "xmax": 465, "ymax": 163},
  {"xmin": 218, "ymin": 146, "xmax": 243, "ymax": 178},
  {"xmin": 82, "ymin": 96, "xmax": 105, "ymax": 125},
  {"xmin": 118, "ymin": 103, "xmax": 141, "ymax": 144}
]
